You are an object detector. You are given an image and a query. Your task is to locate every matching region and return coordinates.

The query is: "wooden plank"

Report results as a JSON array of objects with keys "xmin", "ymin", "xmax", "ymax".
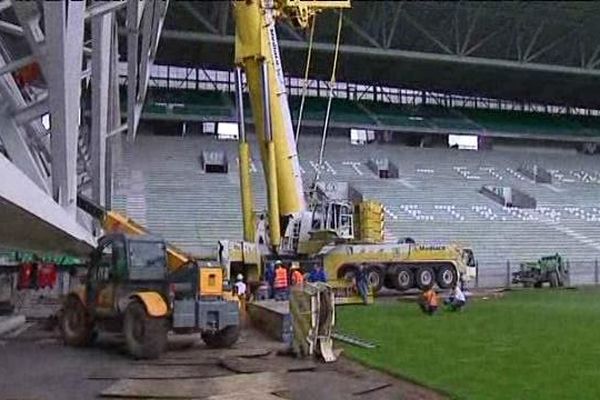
[
  {"xmin": 160, "ymin": 348, "xmax": 271, "ymax": 360},
  {"xmin": 141, "ymin": 360, "xmax": 222, "ymax": 367},
  {"xmin": 287, "ymin": 361, "xmax": 317, "ymax": 372},
  {"xmin": 89, "ymin": 365, "xmax": 230, "ymax": 380},
  {"xmin": 100, "ymin": 371, "xmax": 286, "ymax": 398},
  {"xmin": 205, "ymin": 389, "xmax": 286, "ymax": 400},
  {"xmin": 352, "ymin": 382, "xmax": 393, "ymax": 396},
  {"xmin": 219, "ymin": 357, "xmax": 268, "ymax": 374}
]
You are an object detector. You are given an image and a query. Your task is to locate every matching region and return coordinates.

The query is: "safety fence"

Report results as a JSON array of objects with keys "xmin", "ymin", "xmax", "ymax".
[{"xmin": 473, "ymin": 259, "xmax": 600, "ymax": 288}]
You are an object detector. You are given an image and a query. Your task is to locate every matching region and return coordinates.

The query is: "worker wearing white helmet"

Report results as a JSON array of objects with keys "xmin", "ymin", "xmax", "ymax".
[{"xmin": 234, "ymin": 273, "xmax": 247, "ymax": 297}]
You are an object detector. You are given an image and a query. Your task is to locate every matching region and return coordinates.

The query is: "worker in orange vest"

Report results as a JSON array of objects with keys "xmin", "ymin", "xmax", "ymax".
[
  {"xmin": 290, "ymin": 265, "xmax": 304, "ymax": 287},
  {"xmin": 273, "ymin": 261, "xmax": 289, "ymax": 301},
  {"xmin": 419, "ymin": 287, "xmax": 439, "ymax": 315}
]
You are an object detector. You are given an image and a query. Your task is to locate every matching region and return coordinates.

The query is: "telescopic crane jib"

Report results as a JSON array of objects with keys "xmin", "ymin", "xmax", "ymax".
[{"xmin": 233, "ymin": 0, "xmax": 350, "ymax": 250}]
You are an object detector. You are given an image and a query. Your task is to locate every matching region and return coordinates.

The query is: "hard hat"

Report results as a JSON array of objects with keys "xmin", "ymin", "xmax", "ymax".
[
  {"xmin": 236, "ymin": 273, "xmax": 243, "ymax": 281},
  {"xmin": 274, "ymin": 260, "xmax": 283, "ymax": 265},
  {"xmin": 290, "ymin": 265, "xmax": 299, "ymax": 270}
]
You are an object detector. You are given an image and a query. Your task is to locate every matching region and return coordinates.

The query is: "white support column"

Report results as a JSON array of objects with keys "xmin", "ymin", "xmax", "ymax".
[
  {"xmin": 43, "ymin": 1, "xmax": 85, "ymax": 216},
  {"xmin": 91, "ymin": 11, "xmax": 113, "ymax": 207},
  {"xmin": 126, "ymin": 0, "xmax": 141, "ymax": 141},
  {"xmin": 127, "ymin": 0, "xmax": 168, "ymax": 142},
  {"xmin": 136, "ymin": 0, "xmax": 169, "ymax": 116},
  {"xmin": 106, "ymin": 18, "xmax": 121, "ymax": 209}
]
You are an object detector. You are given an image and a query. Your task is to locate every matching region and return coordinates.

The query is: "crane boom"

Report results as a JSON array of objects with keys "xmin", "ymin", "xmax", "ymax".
[
  {"xmin": 233, "ymin": 0, "xmax": 350, "ymax": 250},
  {"xmin": 77, "ymin": 195, "xmax": 190, "ymax": 269}
]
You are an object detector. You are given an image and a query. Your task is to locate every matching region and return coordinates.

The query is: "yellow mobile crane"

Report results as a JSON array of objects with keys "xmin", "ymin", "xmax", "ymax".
[{"xmin": 222, "ymin": 0, "xmax": 477, "ymax": 295}]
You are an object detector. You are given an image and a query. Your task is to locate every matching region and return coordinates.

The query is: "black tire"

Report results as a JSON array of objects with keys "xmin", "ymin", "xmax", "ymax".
[
  {"xmin": 201, "ymin": 325, "xmax": 240, "ymax": 349},
  {"xmin": 415, "ymin": 266, "xmax": 435, "ymax": 290},
  {"xmin": 367, "ymin": 266, "xmax": 384, "ymax": 294},
  {"xmin": 549, "ymin": 272, "xmax": 559, "ymax": 288},
  {"xmin": 123, "ymin": 300, "xmax": 168, "ymax": 359},
  {"xmin": 61, "ymin": 296, "xmax": 94, "ymax": 347},
  {"xmin": 436, "ymin": 265, "xmax": 458, "ymax": 289},
  {"xmin": 341, "ymin": 266, "xmax": 356, "ymax": 281},
  {"xmin": 383, "ymin": 272, "xmax": 396, "ymax": 289},
  {"xmin": 393, "ymin": 266, "xmax": 414, "ymax": 291}
]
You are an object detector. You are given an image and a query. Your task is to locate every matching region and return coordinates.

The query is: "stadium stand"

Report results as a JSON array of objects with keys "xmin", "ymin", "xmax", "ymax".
[
  {"xmin": 112, "ymin": 133, "xmax": 600, "ymax": 269},
  {"xmin": 139, "ymin": 88, "xmax": 600, "ymax": 140}
]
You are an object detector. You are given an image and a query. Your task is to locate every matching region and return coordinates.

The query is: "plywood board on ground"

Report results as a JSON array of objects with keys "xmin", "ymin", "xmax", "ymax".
[
  {"xmin": 205, "ymin": 389, "xmax": 287, "ymax": 400},
  {"xmin": 100, "ymin": 371, "xmax": 286, "ymax": 398},
  {"xmin": 89, "ymin": 365, "xmax": 230, "ymax": 380},
  {"xmin": 219, "ymin": 356, "xmax": 268, "ymax": 374},
  {"xmin": 160, "ymin": 348, "xmax": 271, "ymax": 360}
]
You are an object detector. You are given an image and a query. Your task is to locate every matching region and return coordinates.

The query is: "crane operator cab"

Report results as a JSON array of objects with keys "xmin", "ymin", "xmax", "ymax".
[{"xmin": 280, "ymin": 182, "xmax": 356, "ymax": 255}]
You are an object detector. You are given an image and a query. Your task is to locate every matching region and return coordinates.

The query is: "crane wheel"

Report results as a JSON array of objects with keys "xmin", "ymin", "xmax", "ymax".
[
  {"xmin": 392, "ymin": 266, "xmax": 414, "ymax": 291},
  {"xmin": 124, "ymin": 300, "xmax": 168, "ymax": 359},
  {"xmin": 202, "ymin": 325, "xmax": 240, "ymax": 349},
  {"xmin": 61, "ymin": 296, "xmax": 94, "ymax": 347},
  {"xmin": 436, "ymin": 265, "xmax": 458, "ymax": 289},
  {"xmin": 416, "ymin": 267, "xmax": 435, "ymax": 290},
  {"xmin": 367, "ymin": 266, "xmax": 384, "ymax": 294}
]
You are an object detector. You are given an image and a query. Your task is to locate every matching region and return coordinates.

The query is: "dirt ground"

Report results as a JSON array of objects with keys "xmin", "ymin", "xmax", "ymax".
[{"xmin": 0, "ymin": 321, "xmax": 445, "ymax": 400}]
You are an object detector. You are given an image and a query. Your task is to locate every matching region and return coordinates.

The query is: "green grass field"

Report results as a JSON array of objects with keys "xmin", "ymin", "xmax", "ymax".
[{"xmin": 337, "ymin": 289, "xmax": 600, "ymax": 400}]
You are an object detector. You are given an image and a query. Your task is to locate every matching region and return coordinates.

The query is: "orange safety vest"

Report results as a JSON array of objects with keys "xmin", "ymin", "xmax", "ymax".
[
  {"xmin": 274, "ymin": 266, "xmax": 288, "ymax": 289},
  {"xmin": 291, "ymin": 270, "xmax": 304, "ymax": 286},
  {"xmin": 424, "ymin": 290, "xmax": 438, "ymax": 307}
]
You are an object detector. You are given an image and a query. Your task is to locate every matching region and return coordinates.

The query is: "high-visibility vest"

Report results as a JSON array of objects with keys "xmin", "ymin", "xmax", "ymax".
[
  {"xmin": 291, "ymin": 270, "xmax": 304, "ymax": 286},
  {"xmin": 424, "ymin": 290, "xmax": 438, "ymax": 307},
  {"xmin": 274, "ymin": 266, "xmax": 288, "ymax": 289}
]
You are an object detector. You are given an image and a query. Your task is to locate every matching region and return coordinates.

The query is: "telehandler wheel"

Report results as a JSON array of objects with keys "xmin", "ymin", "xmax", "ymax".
[
  {"xmin": 436, "ymin": 265, "xmax": 458, "ymax": 289},
  {"xmin": 123, "ymin": 300, "xmax": 168, "ymax": 359},
  {"xmin": 201, "ymin": 325, "xmax": 240, "ymax": 349},
  {"xmin": 416, "ymin": 267, "xmax": 435, "ymax": 290},
  {"xmin": 367, "ymin": 266, "xmax": 384, "ymax": 294},
  {"xmin": 61, "ymin": 296, "xmax": 94, "ymax": 347},
  {"xmin": 549, "ymin": 272, "xmax": 559, "ymax": 288},
  {"xmin": 392, "ymin": 266, "xmax": 414, "ymax": 291}
]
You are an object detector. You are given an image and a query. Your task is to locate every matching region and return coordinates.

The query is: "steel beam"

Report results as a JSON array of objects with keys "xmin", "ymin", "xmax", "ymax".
[
  {"xmin": 0, "ymin": 55, "xmax": 35, "ymax": 77},
  {"xmin": 339, "ymin": 10, "xmax": 381, "ymax": 48},
  {"xmin": 91, "ymin": 10, "xmax": 113, "ymax": 207},
  {"xmin": 0, "ymin": 53, "xmax": 49, "ymax": 192},
  {"xmin": 135, "ymin": 0, "xmax": 158, "ymax": 119},
  {"xmin": 12, "ymin": 2, "xmax": 49, "ymax": 74},
  {"xmin": 0, "ymin": 153, "xmax": 95, "ymax": 255},
  {"xmin": 0, "ymin": 109, "xmax": 48, "ymax": 191},
  {"xmin": 0, "ymin": 20, "xmax": 23, "ymax": 36},
  {"xmin": 399, "ymin": 9, "xmax": 453, "ymax": 54},
  {"xmin": 128, "ymin": 0, "xmax": 168, "ymax": 141},
  {"xmin": 180, "ymin": 2, "xmax": 218, "ymax": 34},
  {"xmin": 85, "ymin": 0, "xmax": 127, "ymax": 19},
  {"xmin": 43, "ymin": 0, "xmax": 85, "ymax": 215},
  {"xmin": 0, "ymin": 0, "xmax": 10, "ymax": 12},
  {"xmin": 384, "ymin": 3, "xmax": 403, "ymax": 49},
  {"xmin": 162, "ymin": 31, "xmax": 600, "ymax": 77},
  {"xmin": 126, "ymin": 0, "xmax": 140, "ymax": 141},
  {"xmin": 12, "ymin": 95, "xmax": 49, "ymax": 125},
  {"xmin": 523, "ymin": 22, "xmax": 545, "ymax": 62}
]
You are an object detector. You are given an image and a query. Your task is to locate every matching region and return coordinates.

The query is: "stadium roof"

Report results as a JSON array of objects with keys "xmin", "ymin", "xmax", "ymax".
[{"xmin": 156, "ymin": 1, "xmax": 600, "ymax": 109}]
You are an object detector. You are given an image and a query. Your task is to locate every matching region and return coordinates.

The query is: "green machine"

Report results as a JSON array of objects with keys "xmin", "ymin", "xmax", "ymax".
[{"xmin": 512, "ymin": 254, "xmax": 569, "ymax": 288}]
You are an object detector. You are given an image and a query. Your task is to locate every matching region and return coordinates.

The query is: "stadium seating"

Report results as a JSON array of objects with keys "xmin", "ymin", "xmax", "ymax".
[
  {"xmin": 139, "ymin": 87, "xmax": 600, "ymax": 139},
  {"xmin": 112, "ymin": 134, "xmax": 600, "ymax": 269}
]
